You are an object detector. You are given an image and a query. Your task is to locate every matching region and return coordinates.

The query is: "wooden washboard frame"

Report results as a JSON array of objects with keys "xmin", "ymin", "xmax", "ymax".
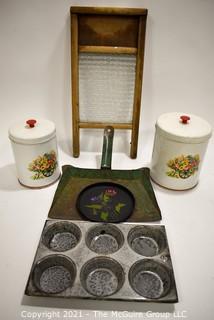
[{"xmin": 70, "ymin": 6, "xmax": 147, "ymax": 158}]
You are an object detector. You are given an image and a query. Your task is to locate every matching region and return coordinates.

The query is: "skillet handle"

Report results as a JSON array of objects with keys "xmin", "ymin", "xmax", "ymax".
[{"xmin": 101, "ymin": 126, "xmax": 114, "ymax": 170}]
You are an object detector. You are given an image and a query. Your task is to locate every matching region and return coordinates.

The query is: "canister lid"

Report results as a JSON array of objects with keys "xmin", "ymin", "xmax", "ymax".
[
  {"xmin": 156, "ymin": 112, "xmax": 212, "ymax": 143},
  {"xmin": 9, "ymin": 119, "xmax": 56, "ymax": 144}
]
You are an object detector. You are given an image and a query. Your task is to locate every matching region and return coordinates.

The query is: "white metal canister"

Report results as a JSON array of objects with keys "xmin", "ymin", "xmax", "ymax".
[
  {"xmin": 9, "ymin": 119, "xmax": 61, "ymax": 188},
  {"xmin": 150, "ymin": 112, "xmax": 212, "ymax": 190}
]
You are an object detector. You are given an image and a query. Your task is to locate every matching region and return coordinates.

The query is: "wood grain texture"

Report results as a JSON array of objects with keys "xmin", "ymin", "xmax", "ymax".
[
  {"xmin": 79, "ymin": 122, "xmax": 132, "ymax": 129},
  {"xmin": 78, "ymin": 15, "xmax": 139, "ymax": 48},
  {"xmin": 70, "ymin": 7, "xmax": 147, "ymax": 158},
  {"xmin": 71, "ymin": 13, "xmax": 80, "ymax": 158},
  {"xmin": 70, "ymin": 6, "xmax": 148, "ymax": 16},
  {"xmin": 79, "ymin": 46, "xmax": 137, "ymax": 54},
  {"xmin": 130, "ymin": 16, "xmax": 147, "ymax": 159}
]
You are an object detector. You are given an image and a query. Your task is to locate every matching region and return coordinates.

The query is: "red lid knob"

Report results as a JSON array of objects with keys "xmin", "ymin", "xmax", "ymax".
[
  {"xmin": 180, "ymin": 115, "xmax": 190, "ymax": 124},
  {"xmin": 26, "ymin": 119, "xmax": 37, "ymax": 128}
]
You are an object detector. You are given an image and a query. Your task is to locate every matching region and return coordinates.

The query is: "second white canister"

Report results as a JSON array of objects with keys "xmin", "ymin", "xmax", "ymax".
[
  {"xmin": 9, "ymin": 119, "xmax": 61, "ymax": 188},
  {"xmin": 150, "ymin": 112, "xmax": 212, "ymax": 190}
]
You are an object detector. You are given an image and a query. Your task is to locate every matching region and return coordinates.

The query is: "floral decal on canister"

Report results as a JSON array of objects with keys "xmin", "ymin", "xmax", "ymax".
[
  {"xmin": 166, "ymin": 154, "xmax": 200, "ymax": 179},
  {"xmin": 28, "ymin": 150, "xmax": 57, "ymax": 180}
]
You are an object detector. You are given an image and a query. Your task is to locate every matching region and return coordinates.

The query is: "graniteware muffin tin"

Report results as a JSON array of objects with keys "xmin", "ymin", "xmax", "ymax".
[{"xmin": 25, "ymin": 220, "xmax": 178, "ymax": 302}]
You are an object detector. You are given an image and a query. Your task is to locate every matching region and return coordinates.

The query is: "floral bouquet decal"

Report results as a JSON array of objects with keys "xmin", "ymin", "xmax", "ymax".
[
  {"xmin": 166, "ymin": 154, "xmax": 200, "ymax": 179},
  {"xmin": 85, "ymin": 188, "xmax": 126, "ymax": 221},
  {"xmin": 28, "ymin": 150, "xmax": 57, "ymax": 180}
]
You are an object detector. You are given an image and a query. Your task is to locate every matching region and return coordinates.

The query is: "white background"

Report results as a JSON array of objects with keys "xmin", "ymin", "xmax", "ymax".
[{"xmin": 0, "ymin": 0, "xmax": 214, "ymax": 320}]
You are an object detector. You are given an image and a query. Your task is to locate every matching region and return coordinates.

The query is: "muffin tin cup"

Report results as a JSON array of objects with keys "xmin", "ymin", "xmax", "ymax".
[
  {"xmin": 33, "ymin": 255, "xmax": 76, "ymax": 294},
  {"xmin": 127, "ymin": 225, "xmax": 166, "ymax": 257},
  {"xmin": 129, "ymin": 259, "xmax": 171, "ymax": 299},
  {"xmin": 80, "ymin": 257, "xmax": 125, "ymax": 297},
  {"xmin": 86, "ymin": 224, "xmax": 124, "ymax": 254},
  {"xmin": 25, "ymin": 220, "xmax": 178, "ymax": 302},
  {"xmin": 42, "ymin": 221, "xmax": 81, "ymax": 252}
]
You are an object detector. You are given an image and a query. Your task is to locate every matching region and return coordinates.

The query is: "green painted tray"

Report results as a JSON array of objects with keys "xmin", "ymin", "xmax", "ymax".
[
  {"xmin": 48, "ymin": 165, "xmax": 161, "ymax": 222},
  {"xmin": 48, "ymin": 127, "xmax": 161, "ymax": 222}
]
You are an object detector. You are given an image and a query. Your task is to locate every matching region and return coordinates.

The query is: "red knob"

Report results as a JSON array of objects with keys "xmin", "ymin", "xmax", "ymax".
[
  {"xmin": 180, "ymin": 115, "xmax": 190, "ymax": 124},
  {"xmin": 26, "ymin": 119, "xmax": 37, "ymax": 128}
]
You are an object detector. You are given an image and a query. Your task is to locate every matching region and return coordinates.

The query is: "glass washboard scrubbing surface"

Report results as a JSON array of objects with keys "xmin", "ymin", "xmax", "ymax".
[{"xmin": 79, "ymin": 53, "xmax": 136, "ymax": 123}]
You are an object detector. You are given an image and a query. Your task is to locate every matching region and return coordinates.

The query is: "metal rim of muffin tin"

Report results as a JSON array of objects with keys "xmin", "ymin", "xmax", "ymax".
[{"xmin": 25, "ymin": 220, "xmax": 178, "ymax": 302}]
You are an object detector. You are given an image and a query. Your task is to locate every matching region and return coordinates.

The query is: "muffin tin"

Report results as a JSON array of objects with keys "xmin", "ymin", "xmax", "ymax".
[{"xmin": 25, "ymin": 220, "xmax": 178, "ymax": 302}]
